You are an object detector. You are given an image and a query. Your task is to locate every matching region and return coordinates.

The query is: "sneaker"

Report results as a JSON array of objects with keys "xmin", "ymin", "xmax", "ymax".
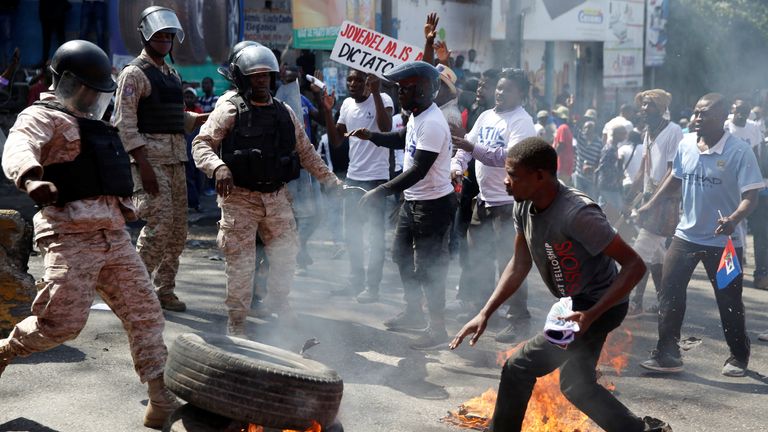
[
  {"xmin": 754, "ymin": 275, "xmax": 768, "ymax": 290},
  {"xmin": 626, "ymin": 301, "xmax": 643, "ymax": 319},
  {"xmin": 383, "ymin": 308, "xmax": 427, "ymax": 331},
  {"xmin": 640, "ymin": 350, "xmax": 684, "ymax": 373},
  {"xmin": 721, "ymin": 357, "xmax": 747, "ymax": 377},
  {"xmin": 159, "ymin": 294, "xmax": 187, "ymax": 312},
  {"xmin": 494, "ymin": 323, "xmax": 520, "ymax": 343},
  {"xmin": 356, "ymin": 288, "xmax": 379, "ymax": 304},
  {"xmin": 409, "ymin": 327, "xmax": 450, "ymax": 350},
  {"xmin": 642, "ymin": 416, "xmax": 672, "ymax": 432},
  {"xmin": 248, "ymin": 301, "xmax": 274, "ymax": 319},
  {"xmin": 758, "ymin": 331, "xmax": 768, "ymax": 342},
  {"xmin": 0, "ymin": 339, "xmax": 15, "ymax": 378}
]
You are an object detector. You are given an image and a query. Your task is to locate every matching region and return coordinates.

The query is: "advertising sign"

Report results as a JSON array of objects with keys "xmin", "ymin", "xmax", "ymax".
[
  {"xmin": 603, "ymin": 0, "xmax": 644, "ymax": 88},
  {"xmin": 645, "ymin": 0, "xmax": 669, "ymax": 66},
  {"xmin": 330, "ymin": 21, "xmax": 424, "ymax": 78},
  {"xmin": 524, "ymin": 0, "xmax": 609, "ymax": 41},
  {"xmin": 292, "ymin": 0, "xmax": 376, "ymax": 50}
]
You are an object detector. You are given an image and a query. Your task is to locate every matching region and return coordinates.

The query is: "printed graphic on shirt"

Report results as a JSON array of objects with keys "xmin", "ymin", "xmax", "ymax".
[{"xmin": 544, "ymin": 240, "xmax": 582, "ymax": 297}]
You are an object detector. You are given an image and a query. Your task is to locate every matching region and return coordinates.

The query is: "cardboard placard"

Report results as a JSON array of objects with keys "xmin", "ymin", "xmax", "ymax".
[{"xmin": 330, "ymin": 21, "xmax": 424, "ymax": 78}]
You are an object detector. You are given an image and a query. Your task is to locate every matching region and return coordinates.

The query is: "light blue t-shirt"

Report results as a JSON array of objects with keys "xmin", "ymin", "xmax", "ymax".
[{"xmin": 673, "ymin": 132, "xmax": 765, "ymax": 247}]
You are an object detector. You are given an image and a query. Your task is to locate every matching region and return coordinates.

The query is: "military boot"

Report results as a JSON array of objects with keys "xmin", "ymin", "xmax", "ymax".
[
  {"xmin": 143, "ymin": 375, "xmax": 181, "ymax": 429},
  {"xmin": 0, "ymin": 339, "xmax": 15, "ymax": 378},
  {"xmin": 227, "ymin": 312, "xmax": 247, "ymax": 336},
  {"xmin": 159, "ymin": 293, "xmax": 187, "ymax": 312}
]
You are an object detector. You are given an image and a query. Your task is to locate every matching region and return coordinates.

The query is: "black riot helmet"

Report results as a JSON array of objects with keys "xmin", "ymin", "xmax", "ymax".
[
  {"xmin": 50, "ymin": 39, "xmax": 116, "ymax": 92},
  {"xmin": 49, "ymin": 40, "xmax": 116, "ymax": 119},
  {"xmin": 217, "ymin": 40, "xmax": 263, "ymax": 82},
  {"xmin": 229, "ymin": 45, "xmax": 279, "ymax": 94}
]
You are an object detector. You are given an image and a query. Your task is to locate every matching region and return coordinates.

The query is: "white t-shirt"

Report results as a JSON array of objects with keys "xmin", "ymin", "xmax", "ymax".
[
  {"xmin": 392, "ymin": 113, "xmax": 406, "ymax": 172},
  {"xmin": 535, "ymin": 123, "xmax": 545, "ymax": 138},
  {"xmin": 338, "ymin": 93, "xmax": 394, "ymax": 181},
  {"xmin": 603, "ymin": 116, "xmax": 634, "ymax": 144},
  {"xmin": 618, "ymin": 142, "xmax": 642, "ymax": 187},
  {"xmin": 403, "ymin": 103, "xmax": 454, "ymax": 201},
  {"xmin": 642, "ymin": 121, "xmax": 683, "ymax": 192},
  {"xmin": 726, "ymin": 120, "xmax": 763, "ymax": 148},
  {"xmin": 464, "ymin": 106, "xmax": 537, "ymax": 204}
]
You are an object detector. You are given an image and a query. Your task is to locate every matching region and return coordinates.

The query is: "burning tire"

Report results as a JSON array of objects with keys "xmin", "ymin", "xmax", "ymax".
[{"xmin": 165, "ymin": 333, "xmax": 344, "ymax": 430}]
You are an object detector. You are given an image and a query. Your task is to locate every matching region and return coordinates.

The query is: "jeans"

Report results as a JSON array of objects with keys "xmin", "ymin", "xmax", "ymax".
[
  {"xmin": 747, "ymin": 190, "xmax": 768, "ymax": 279},
  {"xmin": 573, "ymin": 172, "xmax": 596, "ymax": 199},
  {"xmin": 491, "ymin": 302, "xmax": 645, "ymax": 432},
  {"xmin": 393, "ymin": 193, "xmax": 457, "ymax": 326},
  {"xmin": 343, "ymin": 178, "xmax": 387, "ymax": 291},
  {"xmin": 466, "ymin": 201, "xmax": 529, "ymax": 318},
  {"xmin": 79, "ymin": 1, "xmax": 108, "ymax": 52},
  {"xmin": 656, "ymin": 237, "xmax": 750, "ymax": 363}
]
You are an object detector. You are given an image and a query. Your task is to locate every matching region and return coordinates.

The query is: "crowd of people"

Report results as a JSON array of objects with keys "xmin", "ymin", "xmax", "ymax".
[{"xmin": 2, "ymin": 5, "xmax": 768, "ymax": 432}]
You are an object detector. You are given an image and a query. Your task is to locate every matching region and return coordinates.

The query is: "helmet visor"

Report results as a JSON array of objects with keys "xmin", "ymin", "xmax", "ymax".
[
  {"xmin": 140, "ymin": 9, "xmax": 185, "ymax": 43},
  {"xmin": 55, "ymin": 71, "xmax": 114, "ymax": 120}
]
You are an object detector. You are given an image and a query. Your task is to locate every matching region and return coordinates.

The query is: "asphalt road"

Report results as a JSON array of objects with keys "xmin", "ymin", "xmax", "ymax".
[{"xmin": 1, "ymin": 214, "xmax": 768, "ymax": 432}]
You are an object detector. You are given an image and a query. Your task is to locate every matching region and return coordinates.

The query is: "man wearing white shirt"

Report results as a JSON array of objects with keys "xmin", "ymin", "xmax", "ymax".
[
  {"xmin": 627, "ymin": 89, "xmax": 683, "ymax": 317},
  {"xmin": 349, "ymin": 61, "xmax": 457, "ymax": 350},
  {"xmin": 322, "ymin": 69, "xmax": 393, "ymax": 303},
  {"xmin": 451, "ymin": 68, "xmax": 537, "ymax": 343},
  {"xmin": 602, "ymin": 104, "xmax": 634, "ymax": 145},
  {"xmin": 728, "ymin": 99, "xmax": 768, "ymax": 289}
]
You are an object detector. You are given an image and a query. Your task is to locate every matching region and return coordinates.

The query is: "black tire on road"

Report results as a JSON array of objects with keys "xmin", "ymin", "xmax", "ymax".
[
  {"xmin": 163, "ymin": 404, "xmax": 234, "ymax": 432},
  {"xmin": 165, "ymin": 333, "xmax": 344, "ymax": 430}
]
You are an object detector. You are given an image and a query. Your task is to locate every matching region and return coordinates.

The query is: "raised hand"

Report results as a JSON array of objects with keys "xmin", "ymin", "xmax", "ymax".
[{"xmin": 424, "ymin": 12, "xmax": 439, "ymax": 41}]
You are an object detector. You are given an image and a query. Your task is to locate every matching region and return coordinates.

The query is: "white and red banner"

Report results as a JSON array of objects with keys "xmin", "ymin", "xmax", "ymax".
[{"xmin": 330, "ymin": 21, "xmax": 424, "ymax": 78}]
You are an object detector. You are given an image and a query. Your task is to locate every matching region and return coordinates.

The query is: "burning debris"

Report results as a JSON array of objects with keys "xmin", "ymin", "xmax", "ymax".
[
  {"xmin": 246, "ymin": 420, "xmax": 323, "ymax": 432},
  {"xmin": 443, "ymin": 330, "xmax": 633, "ymax": 431}
]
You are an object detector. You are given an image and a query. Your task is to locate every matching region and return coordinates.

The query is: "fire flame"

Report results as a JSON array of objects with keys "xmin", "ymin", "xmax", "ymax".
[
  {"xmin": 246, "ymin": 420, "xmax": 322, "ymax": 432},
  {"xmin": 443, "ymin": 329, "xmax": 633, "ymax": 430}
]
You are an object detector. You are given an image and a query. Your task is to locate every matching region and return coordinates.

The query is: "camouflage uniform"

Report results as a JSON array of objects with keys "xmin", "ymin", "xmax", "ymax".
[
  {"xmin": 113, "ymin": 50, "xmax": 201, "ymax": 305},
  {"xmin": 193, "ymin": 96, "xmax": 338, "ymax": 328},
  {"xmin": 0, "ymin": 93, "xmax": 167, "ymax": 382}
]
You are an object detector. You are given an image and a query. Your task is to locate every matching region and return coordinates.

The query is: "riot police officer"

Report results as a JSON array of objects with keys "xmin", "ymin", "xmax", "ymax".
[
  {"xmin": 0, "ymin": 40, "xmax": 178, "ymax": 429},
  {"xmin": 113, "ymin": 6, "xmax": 207, "ymax": 312},
  {"xmin": 192, "ymin": 45, "xmax": 340, "ymax": 335}
]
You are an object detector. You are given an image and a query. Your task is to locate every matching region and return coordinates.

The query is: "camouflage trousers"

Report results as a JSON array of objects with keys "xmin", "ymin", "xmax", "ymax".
[
  {"xmin": 217, "ymin": 186, "xmax": 298, "ymax": 319},
  {"xmin": 133, "ymin": 162, "xmax": 188, "ymax": 297},
  {"xmin": 3, "ymin": 229, "xmax": 167, "ymax": 382}
]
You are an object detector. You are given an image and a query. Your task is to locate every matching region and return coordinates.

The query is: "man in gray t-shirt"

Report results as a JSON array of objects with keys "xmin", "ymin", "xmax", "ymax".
[{"xmin": 450, "ymin": 137, "xmax": 669, "ymax": 432}]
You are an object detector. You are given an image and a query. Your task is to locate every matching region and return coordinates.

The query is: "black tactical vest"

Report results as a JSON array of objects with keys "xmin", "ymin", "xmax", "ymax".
[
  {"xmin": 220, "ymin": 96, "xmax": 300, "ymax": 192},
  {"xmin": 129, "ymin": 58, "xmax": 185, "ymax": 134},
  {"xmin": 36, "ymin": 101, "xmax": 134, "ymax": 206}
]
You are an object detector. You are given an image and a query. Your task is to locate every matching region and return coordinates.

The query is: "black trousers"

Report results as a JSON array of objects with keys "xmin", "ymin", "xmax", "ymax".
[
  {"xmin": 393, "ymin": 193, "xmax": 457, "ymax": 324},
  {"xmin": 655, "ymin": 236, "xmax": 750, "ymax": 363},
  {"xmin": 490, "ymin": 302, "xmax": 645, "ymax": 432}
]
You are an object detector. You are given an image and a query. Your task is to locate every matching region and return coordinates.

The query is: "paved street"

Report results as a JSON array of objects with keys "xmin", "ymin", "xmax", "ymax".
[{"xmin": 1, "ymin": 212, "xmax": 768, "ymax": 432}]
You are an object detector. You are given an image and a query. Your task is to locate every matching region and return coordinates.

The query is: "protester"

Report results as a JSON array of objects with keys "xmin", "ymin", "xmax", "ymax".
[
  {"xmin": 552, "ymin": 105, "xmax": 574, "ymax": 185},
  {"xmin": 0, "ymin": 40, "xmax": 178, "ymax": 429},
  {"xmin": 603, "ymin": 103, "xmax": 634, "ymax": 144},
  {"xmin": 192, "ymin": 45, "xmax": 340, "ymax": 334},
  {"xmin": 626, "ymin": 89, "xmax": 683, "ymax": 317},
  {"xmin": 451, "ymin": 68, "xmax": 537, "ymax": 343},
  {"xmin": 348, "ymin": 61, "xmax": 457, "ymax": 350},
  {"xmin": 573, "ymin": 120, "xmax": 602, "ymax": 198},
  {"xmin": 639, "ymin": 93, "xmax": 763, "ymax": 377},
  {"xmin": 198, "ymin": 76, "xmax": 219, "ymax": 113},
  {"xmin": 450, "ymin": 137, "xmax": 669, "ymax": 432},
  {"xmin": 596, "ymin": 124, "xmax": 626, "ymax": 220},
  {"xmin": 322, "ymin": 69, "xmax": 393, "ymax": 303},
  {"xmin": 113, "ymin": 6, "xmax": 207, "ymax": 312},
  {"xmin": 726, "ymin": 99, "xmax": 768, "ymax": 289}
]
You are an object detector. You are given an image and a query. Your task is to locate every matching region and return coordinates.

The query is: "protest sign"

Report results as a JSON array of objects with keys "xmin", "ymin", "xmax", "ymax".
[{"xmin": 330, "ymin": 21, "xmax": 424, "ymax": 78}]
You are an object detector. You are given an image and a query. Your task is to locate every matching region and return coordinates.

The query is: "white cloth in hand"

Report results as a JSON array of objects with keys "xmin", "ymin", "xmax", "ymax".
[{"xmin": 543, "ymin": 297, "xmax": 580, "ymax": 348}]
